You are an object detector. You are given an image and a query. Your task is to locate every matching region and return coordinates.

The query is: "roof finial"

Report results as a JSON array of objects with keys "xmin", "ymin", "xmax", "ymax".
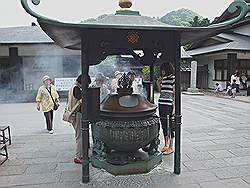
[{"xmin": 119, "ymin": 0, "xmax": 132, "ymax": 9}]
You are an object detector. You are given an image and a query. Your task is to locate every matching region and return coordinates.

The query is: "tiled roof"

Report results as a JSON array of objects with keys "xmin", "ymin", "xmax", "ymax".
[
  {"xmin": 0, "ymin": 26, "xmax": 53, "ymax": 44},
  {"xmin": 187, "ymin": 33, "xmax": 250, "ymax": 56}
]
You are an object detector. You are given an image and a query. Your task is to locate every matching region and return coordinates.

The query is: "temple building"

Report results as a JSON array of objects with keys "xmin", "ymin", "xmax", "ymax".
[
  {"xmin": 0, "ymin": 24, "xmax": 81, "ymax": 101},
  {"xmin": 187, "ymin": 0, "xmax": 250, "ymax": 89}
]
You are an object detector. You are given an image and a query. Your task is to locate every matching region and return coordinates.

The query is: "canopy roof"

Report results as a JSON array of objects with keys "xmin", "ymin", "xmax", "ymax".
[{"xmin": 21, "ymin": 0, "xmax": 250, "ymax": 49}]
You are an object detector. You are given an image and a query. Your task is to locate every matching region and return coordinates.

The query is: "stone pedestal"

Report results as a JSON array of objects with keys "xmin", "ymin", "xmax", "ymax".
[
  {"xmin": 92, "ymin": 151, "xmax": 162, "ymax": 176},
  {"xmin": 186, "ymin": 61, "xmax": 203, "ymax": 95},
  {"xmin": 187, "ymin": 61, "xmax": 199, "ymax": 92}
]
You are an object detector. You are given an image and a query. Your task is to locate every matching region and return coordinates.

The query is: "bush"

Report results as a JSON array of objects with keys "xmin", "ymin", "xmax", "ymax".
[{"xmin": 142, "ymin": 66, "xmax": 160, "ymax": 90}]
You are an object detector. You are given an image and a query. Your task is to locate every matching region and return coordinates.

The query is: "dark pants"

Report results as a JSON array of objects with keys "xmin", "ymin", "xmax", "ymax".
[
  {"xmin": 236, "ymin": 84, "xmax": 240, "ymax": 93},
  {"xmin": 159, "ymin": 104, "xmax": 174, "ymax": 138},
  {"xmin": 247, "ymin": 86, "xmax": 250, "ymax": 96},
  {"xmin": 44, "ymin": 110, "xmax": 54, "ymax": 131},
  {"xmin": 242, "ymin": 82, "xmax": 247, "ymax": 90}
]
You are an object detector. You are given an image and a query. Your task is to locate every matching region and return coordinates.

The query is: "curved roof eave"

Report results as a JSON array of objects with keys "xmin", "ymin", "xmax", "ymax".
[{"xmin": 21, "ymin": 0, "xmax": 250, "ymax": 50}]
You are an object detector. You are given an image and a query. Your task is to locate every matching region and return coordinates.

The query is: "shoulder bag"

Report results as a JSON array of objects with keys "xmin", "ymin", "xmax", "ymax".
[{"xmin": 46, "ymin": 87, "xmax": 59, "ymax": 111}]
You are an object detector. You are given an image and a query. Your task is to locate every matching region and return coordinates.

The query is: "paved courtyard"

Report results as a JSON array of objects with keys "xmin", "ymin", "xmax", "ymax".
[{"xmin": 0, "ymin": 94, "xmax": 250, "ymax": 188}]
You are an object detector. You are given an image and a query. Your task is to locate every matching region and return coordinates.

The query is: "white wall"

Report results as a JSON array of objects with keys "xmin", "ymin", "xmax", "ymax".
[
  {"xmin": 0, "ymin": 46, "xmax": 8, "ymax": 56},
  {"xmin": 195, "ymin": 53, "xmax": 227, "ymax": 89},
  {"xmin": 237, "ymin": 52, "xmax": 250, "ymax": 59},
  {"xmin": 0, "ymin": 44, "xmax": 81, "ymax": 91}
]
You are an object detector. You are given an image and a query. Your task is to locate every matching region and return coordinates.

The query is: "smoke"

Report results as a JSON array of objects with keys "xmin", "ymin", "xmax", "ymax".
[
  {"xmin": 0, "ymin": 47, "xmax": 148, "ymax": 103},
  {"xmin": 0, "ymin": 43, "xmax": 81, "ymax": 103},
  {"xmin": 89, "ymin": 55, "xmax": 148, "ymax": 97}
]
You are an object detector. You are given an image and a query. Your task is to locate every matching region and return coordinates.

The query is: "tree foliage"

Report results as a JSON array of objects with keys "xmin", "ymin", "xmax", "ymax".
[
  {"xmin": 189, "ymin": 16, "xmax": 210, "ymax": 27},
  {"xmin": 142, "ymin": 66, "xmax": 160, "ymax": 90},
  {"xmin": 160, "ymin": 8, "xmax": 203, "ymax": 26}
]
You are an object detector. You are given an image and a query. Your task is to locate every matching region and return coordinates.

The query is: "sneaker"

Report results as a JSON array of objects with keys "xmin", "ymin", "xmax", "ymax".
[
  {"xmin": 74, "ymin": 157, "xmax": 82, "ymax": 164},
  {"xmin": 48, "ymin": 130, "xmax": 54, "ymax": 134}
]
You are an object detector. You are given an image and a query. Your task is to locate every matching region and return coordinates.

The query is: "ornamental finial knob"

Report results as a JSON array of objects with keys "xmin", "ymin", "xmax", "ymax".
[{"xmin": 119, "ymin": 0, "xmax": 132, "ymax": 9}]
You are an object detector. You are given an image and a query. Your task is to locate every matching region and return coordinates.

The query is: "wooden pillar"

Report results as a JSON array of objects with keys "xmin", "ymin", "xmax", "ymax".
[
  {"xmin": 227, "ymin": 53, "xmax": 237, "ymax": 81},
  {"xmin": 81, "ymin": 37, "xmax": 90, "ymax": 183}
]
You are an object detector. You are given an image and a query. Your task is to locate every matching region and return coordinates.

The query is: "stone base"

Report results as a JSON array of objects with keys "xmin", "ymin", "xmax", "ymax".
[
  {"xmin": 187, "ymin": 88, "xmax": 200, "ymax": 93},
  {"xmin": 92, "ymin": 151, "xmax": 162, "ymax": 176},
  {"xmin": 182, "ymin": 91, "xmax": 204, "ymax": 96}
]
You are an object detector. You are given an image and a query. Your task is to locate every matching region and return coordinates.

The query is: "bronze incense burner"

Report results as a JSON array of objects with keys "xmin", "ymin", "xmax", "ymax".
[{"xmin": 91, "ymin": 73, "xmax": 161, "ymax": 174}]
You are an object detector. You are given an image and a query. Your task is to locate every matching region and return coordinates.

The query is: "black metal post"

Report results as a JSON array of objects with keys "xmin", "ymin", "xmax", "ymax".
[
  {"xmin": 81, "ymin": 37, "xmax": 90, "ymax": 183},
  {"xmin": 173, "ymin": 32, "xmax": 182, "ymax": 175}
]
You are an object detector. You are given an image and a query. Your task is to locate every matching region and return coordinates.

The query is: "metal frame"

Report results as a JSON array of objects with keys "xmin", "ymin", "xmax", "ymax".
[
  {"xmin": 81, "ymin": 38, "xmax": 90, "ymax": 183},
  {"xmin": 79, "ymin": 31, "xmax": 182, "ymax": 183}
]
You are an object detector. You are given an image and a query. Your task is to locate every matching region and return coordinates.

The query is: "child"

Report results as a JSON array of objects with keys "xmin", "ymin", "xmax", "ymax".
[{"xmin": 215, "ymin": 83, "xmax": 223, "ymax": 93}]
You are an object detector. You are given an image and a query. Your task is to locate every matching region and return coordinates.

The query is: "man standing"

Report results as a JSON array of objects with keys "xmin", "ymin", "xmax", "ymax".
[{"xmin": 231, "ymin": 72, "xmax": 240, "ymax": 93}]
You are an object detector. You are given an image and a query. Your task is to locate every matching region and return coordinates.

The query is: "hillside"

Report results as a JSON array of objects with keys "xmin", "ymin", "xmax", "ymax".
[
  {"xmin": 82, "ymin": 8, "xmax": 205, "ymax": 27},
  {"xmin": 160, "ymin": 8, "xmax": 203, "ymax": 26}
]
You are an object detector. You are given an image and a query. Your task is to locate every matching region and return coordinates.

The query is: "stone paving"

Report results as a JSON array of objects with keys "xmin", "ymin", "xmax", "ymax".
[{"xmin": 0, "ymin": 94, "xmax": 250, "ymax": 188}]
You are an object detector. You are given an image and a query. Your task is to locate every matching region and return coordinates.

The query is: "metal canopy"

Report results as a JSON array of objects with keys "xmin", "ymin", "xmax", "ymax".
[{"xmin": 21, "ymin": 0, "xmax": 250, "ymax": 51}]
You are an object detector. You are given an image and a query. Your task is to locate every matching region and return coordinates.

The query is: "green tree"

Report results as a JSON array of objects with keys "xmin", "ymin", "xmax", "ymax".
[
  {"xmin": 200, "ymin": 18, "xmax": 210, "ymax": 27},
  {"xmin": 142, "ymin": 66, "xmax": 160, "ymax": 90},
  {"xmin": 189, "ymin": 16, "xmax": 200, "ymax": 27},
  {"xmin": 189, "ymin": 16, "xmax": 210, "ymax": 27}
]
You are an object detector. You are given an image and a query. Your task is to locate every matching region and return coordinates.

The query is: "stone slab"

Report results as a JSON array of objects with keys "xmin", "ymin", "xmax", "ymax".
[
  {"xmin": 185, "ymin": 151, "xmax": 214, "ymax": 161},
  {"xmin": 0, "ymin": 165, "xmax": 27, "ymax": 176},
  {"xmin": 243, "ymin": 176, "xmax": 250, "ymax": 184},
  {"xmin": 182, "ymin": 91, "xmax": 204, "ymax": 96},
  {"xmin": 200, "ymin": 178, "xmax": 250, "ymax": 188},
  {"xmin": 208, "ymin": 150, "xmax": 236, "ymax": 159},
  {"xmin": 210, "ymin": 165, "xmax": 250, "ymax": 179},
  {"xmin": 0, "ymin": 173, "xmax": 61, "ymax": 187},
  {"xmin": 25, "ymin": 163, "xmax": 57, "ymax": 175},
  {"xmin": 224, "ymin": 156, "xmax": 250, "ymax": 166},
  {"xmin": 183, "ymin": 158, "xmax": 230, "ymax": 171},
  {"xmin": 151, "ymin": 171, "xmax": 218, "ymax": 185},
  {"xmin": 229, "ymin": 148, "xmax": 250, "ymax": 157}
]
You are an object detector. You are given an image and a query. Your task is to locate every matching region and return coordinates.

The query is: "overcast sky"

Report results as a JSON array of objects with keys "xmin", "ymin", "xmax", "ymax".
[{"xmin": 0, "ymin": 0, "xmax": 234, "ymax": 27}]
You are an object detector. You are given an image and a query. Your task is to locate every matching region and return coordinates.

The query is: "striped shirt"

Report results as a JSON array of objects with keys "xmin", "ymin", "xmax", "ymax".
[{"xmin": 158, "ymin": 74, "xmax": 175, "ymax": 106}]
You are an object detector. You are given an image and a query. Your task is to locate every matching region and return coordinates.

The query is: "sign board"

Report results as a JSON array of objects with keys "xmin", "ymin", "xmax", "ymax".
[{"xmin": 54, "ymin": 77, "xmax": 76, "ymax": 91}]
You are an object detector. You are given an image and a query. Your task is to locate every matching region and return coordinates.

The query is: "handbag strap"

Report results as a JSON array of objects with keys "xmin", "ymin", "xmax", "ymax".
[
  {"xmin": 70, "ymin": 100, "xmax": 81, "ymax": 114},
  {"xmin": 46, "ymin": 87, "xmax": 56, "ymax": 105}
]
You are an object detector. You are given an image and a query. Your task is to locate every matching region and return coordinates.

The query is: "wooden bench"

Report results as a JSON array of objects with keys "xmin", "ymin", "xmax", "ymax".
[
  {"xmin": 0, "ymin": 143, "xmax": 8, "ymax": 165},
  {"xmin": 0, "ymin": 125, "xmax": 11, "ymax": 145}
]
